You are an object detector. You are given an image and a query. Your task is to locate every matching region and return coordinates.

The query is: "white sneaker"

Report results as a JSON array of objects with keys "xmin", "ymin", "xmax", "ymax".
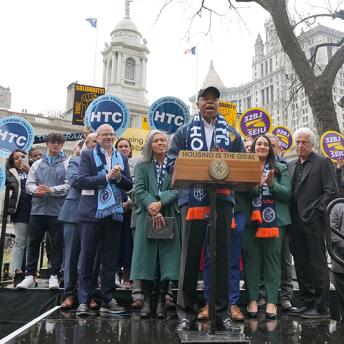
[
  {"xmin": 16, "ymin": 275, "xmax": 36, "ymax": 289},
  {"xmin": 48, "ymin": 275, "xmax": 59, "ymax": 289}
]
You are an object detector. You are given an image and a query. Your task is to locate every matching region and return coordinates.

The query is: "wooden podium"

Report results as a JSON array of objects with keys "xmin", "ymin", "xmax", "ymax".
[
  {"xmin": 173, "ymin": 151, "xmax": 259, "ymax": 343},
  {"xmin": 172, "ymin": 151, "xmax": 260, "ymax": 190}
]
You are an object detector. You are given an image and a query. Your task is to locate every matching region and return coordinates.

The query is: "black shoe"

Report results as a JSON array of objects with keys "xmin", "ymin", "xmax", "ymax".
[
  {"xmin": 99, "ymin": 299, "xmax": 125, "ymax": 314},
  {"xmin": 288, "ymin": 306, "xmax": 309, "ymax": 316},
  {"xmin": 13, "ymin": 272, "xmax": 25, "ymax": 287},
  {"xmin": 246, "ymin": 307, "xmax": 258, "ymax": 319},
  {"xmin": 216, "ymin": 318, "xmax": 241, "ymax": 332},
  {"xmin": 140, "ymin": 297, "xmax": 153, "ymax": 318},
  {"xmin": 300, "ymin": 308, "xmax": 330, "ymax": 319},
  {"xmin": 280, "ymin": 299, "xmax": 293, "ymax": 311},
  {"xmin": 76, "ymin": 303, "xmax": 91, "ymax": 316},
  {"xmin": 266, "ymin": 312, "xmax": 277, "ymax": 320},
  {"xmin": 156, "ymin": 300, "xmax": 166, "ymax": 319},
  {"xmin": 176, "ymin": 319, "xmax": 194, "ymax": 331}
]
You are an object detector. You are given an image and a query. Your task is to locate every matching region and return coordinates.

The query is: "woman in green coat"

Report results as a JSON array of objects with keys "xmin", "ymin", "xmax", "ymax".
[
  {"xmin": 243, "ymin": 134, "xmax": 291, "ymax": 320},
  {"xmin": 130, "ymin": 130, "xmax": 180, "ymax": 319}
]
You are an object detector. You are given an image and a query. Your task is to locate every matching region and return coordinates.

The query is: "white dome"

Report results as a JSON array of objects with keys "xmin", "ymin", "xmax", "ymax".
[
  {"xmin": 114, "ymin": 17, "xmax": 139, "ymax": 33},
  {"xmin": 111, "ymin": 17, "xmax": 142, "ymax": 44}
]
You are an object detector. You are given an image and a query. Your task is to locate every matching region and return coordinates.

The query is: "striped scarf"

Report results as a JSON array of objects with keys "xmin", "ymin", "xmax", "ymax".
[
  {"xmin": 153, "ymin": 156, "xmax": 167, "ymax": 194},
  {"xmin": 250, "ymin": 162, "xmax": 279, "ymax": 238},
  {"xmin": 93, "ymin": 144, "xmax": 124, "ymax": 222},
  {"xmin": 185, "ymin": 113, "xmax": 232, "ymax": 220}
]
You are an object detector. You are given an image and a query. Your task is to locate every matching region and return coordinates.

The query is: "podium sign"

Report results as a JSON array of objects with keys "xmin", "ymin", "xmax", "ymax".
[{"xmin": 172, "ymin": 150, "xmax": 260, "ymax": 189}]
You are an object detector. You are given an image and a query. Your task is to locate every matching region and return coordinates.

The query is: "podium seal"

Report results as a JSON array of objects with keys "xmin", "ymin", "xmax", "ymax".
[{"xmin": 209, "ymin": 159, "xmax": 229, "ymax": 180}]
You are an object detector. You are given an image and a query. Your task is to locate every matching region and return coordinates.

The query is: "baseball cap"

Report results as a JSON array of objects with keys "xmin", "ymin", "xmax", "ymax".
[{"xmin": 197, "ymin": 86, "xmax": 220, "ymax": 100}]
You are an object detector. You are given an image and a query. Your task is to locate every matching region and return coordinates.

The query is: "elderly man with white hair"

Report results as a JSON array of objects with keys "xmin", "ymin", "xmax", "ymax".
[
  {"xmin": 288, "ymin": 127, "xmax": 338, "ymax": 319},
  {"xmin": 75, "ymin": 124, "xmax": 133, "ymax": 316}
]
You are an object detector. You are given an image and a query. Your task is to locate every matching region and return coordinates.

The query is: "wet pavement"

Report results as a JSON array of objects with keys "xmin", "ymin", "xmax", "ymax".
[{"xmin": 3, "ymin": 308, "xmax": 344, "ymax": 344}]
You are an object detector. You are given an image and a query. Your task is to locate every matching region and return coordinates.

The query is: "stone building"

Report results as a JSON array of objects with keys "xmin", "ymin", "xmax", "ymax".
[
  {"xmin": 0, "ymin": 85, "xmax": 11, "ymax": 110},
  {"xmin": 194, "ymin": 19, "xmax": 344, "ymax": 138}
]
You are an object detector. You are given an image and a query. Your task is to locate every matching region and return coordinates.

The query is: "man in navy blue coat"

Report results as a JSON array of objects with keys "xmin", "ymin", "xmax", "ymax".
[{"xmin": 76, "ymin": 124, "xmax": 133, "ymax": 316}]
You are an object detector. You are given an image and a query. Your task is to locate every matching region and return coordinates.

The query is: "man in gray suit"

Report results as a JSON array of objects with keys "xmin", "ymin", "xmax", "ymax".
[
  {"xmin": 59, "ymin": 133, "xmax": 97, "ymax": 309},
  {"xmin": 288, "ymin": 127, "xmax": 338, "ymax": 319}
]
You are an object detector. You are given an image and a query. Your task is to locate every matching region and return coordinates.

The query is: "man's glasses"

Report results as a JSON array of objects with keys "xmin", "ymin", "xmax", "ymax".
[{"xmin": 100, "ymin": 133, "xmax": 115, "ymax": 137}]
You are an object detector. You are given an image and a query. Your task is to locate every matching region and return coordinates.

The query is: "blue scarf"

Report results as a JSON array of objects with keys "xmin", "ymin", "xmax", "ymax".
[
  {"xmin": 185, "ymin": 113, "xmax": 233, "ymax": 220},
  {"xmin": 93, "ymin": 144, "xmax": 124, "ymax": 222},
  {"xmin": 250, "ymin": 162, "xmax": 279, "ymax": 238},
  {"xmin": 153, "ymin": 156, "xmax": 167, "ymax": 194}
]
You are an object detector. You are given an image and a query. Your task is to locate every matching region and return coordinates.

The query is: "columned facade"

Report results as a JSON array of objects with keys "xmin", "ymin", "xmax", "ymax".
[{"xmin": 101, "ymin": 0, "xmax": 149, "ymax": 129}]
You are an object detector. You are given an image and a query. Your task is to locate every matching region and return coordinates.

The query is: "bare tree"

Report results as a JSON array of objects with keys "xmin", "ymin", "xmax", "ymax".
[
  {"xmin": 163, "ymin": 0, "xmax": 344, "ymax": 134},
  {"xmin": 238, "ymin": 0, "xmax": 344, "ymax": 134}
]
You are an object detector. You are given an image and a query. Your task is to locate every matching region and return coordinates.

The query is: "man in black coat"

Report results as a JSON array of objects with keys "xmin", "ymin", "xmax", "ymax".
[
  {"xmin": 288, "ymin": 127, "xmax": 338, "ymax": 319},
  {"xmin": 167, "ymin": 86, "xmax": 243, "ymax": 332}
]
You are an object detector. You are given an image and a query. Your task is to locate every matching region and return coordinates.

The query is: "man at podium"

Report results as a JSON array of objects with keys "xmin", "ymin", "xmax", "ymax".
[{"xmin": 167, "ymin": 86, "xmax": 244, "ymax": 331}]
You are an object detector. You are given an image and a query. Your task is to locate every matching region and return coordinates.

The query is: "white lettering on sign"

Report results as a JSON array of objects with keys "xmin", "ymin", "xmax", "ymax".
[
  {"xmin": 189, "ymin": 126, "xmax": 204, "ymax": 151},
  {"xmin": 91, "ymin": 112, "xmax": 123, "ymax": 123},
  {"xmin": 0, "ymin": 129, "xmax": 27, "ymax": 147},
  {"xmin": 216, "ymin": 118, "xmax": 230, "ymax": 145},
  {"xmin": 154, "ymin": 111, "xmax": 184, "ymax": 126}
]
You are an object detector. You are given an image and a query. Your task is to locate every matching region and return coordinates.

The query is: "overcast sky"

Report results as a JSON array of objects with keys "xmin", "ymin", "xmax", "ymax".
[{"xmin": 0, "ymin": 0, "xmax": 343, "ymax": 115}]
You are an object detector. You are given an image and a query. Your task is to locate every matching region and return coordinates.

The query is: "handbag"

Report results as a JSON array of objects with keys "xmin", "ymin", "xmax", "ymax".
[{"xmin": 146, "ymin": 216, "xmax": 175, "ymax": 239}]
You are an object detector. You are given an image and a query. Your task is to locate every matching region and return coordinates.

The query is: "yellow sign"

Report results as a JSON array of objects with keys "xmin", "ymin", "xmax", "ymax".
[
  {"xmin": 72, "ymin": 83, "xmax": 105, "ymax": 125},
  {"xmin": 121, "ymin": 128, "xmax": 149, "ymax": 157},
  {"xmin": 141, "ymin": 115, "xmax": 149, "ymax": 130},
  {"xmin": 219, "ymin": 101, "xmax": 237, "ymax": 127},
  {"xmin": 320, "ymin": 130, "xmax": 344, "ymax": 163}
]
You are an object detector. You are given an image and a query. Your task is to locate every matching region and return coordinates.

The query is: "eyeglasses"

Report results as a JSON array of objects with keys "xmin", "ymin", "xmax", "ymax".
[{"xmin": 100, "ymin": 133, "xmax": 115, "ymax": 137}]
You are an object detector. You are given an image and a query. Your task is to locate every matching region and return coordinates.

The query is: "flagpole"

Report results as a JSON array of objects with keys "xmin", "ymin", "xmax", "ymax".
[
  {"xmin": 93, "ymin": 23, "xmax": 98, "ymax": 85},
  {"xmin": 195, "ymin": 49, "xmax": 198, "ymax": 102}
]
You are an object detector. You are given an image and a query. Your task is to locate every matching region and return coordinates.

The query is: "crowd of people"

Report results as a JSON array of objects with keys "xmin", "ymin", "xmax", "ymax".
[{"xmin": 4, "ymin": 85, "xmax": 344, "ymax": 333}]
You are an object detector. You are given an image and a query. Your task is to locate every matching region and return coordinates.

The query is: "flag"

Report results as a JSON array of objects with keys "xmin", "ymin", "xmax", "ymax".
[
  {"xmin": 184, "ymin": 46, "xmax": 196, "ymax": 55},
  {"xmin": 85, "ymin": 18, "xmax": 97, "ymax": 28}
]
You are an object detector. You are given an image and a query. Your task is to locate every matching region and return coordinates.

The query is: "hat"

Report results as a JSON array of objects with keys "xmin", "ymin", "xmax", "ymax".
[{"xmin": 197, "ymin": 86, "xmax": 220, "ymax": 100}]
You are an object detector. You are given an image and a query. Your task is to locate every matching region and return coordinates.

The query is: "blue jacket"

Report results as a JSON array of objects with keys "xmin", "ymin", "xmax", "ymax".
[
  {"xmin": 167, "ymin": 118, "xmax": 244, "ymax": 206},
  {"xmin": 77, "ymin": 149, "xmax": 133, "ymax": 222},
  {"xmin": 26, "ymin": 154, "xmax": 69, "ymax": 216},
  {"xmin": 58, "ymin": 156, "xmax": 81, "ymax": 224}
]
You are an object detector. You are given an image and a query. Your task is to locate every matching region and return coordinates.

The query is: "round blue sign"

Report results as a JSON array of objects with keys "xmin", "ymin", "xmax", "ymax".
[
  {"xmin": 148, "ymin": 97, "xmax": 190, "ymax": 134},
  {"xmin": 84, "ymin": 95, "xmax": 130, "ymax": 136},
  {"xmin": 0, "ymin": 116, "xmax": 35, "ymax": 158},
  {"xmin": 0, "ymin": 165, "xmax": 5, "ymax": 193}
]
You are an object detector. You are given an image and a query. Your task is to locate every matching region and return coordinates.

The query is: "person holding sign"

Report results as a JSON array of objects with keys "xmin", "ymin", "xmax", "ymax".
[
  {"xmin": 288, "ymin": 128, "xmax": 338, "ymax": 319},
  {"xmin": 243, "ymin": 135, "xmax": 291, "ymax": 320},
  {"xmin": 75, "ymin": 124, "xmax": 132, "ymax": 316},
  {"xmin": 168, "ymin": 86, "xmax": 243, "ymax": 332}
]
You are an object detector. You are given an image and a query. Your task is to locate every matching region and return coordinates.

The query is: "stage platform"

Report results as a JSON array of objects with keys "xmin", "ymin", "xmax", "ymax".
[{"xmin": 0, "ymin": 287, "xmax": 343, "ymax": 344}]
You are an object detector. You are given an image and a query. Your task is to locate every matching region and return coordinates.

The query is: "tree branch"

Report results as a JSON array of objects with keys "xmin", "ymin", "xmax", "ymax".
[
  {"xmin": 309, "ymin": 36, "xmax": 344, "ymax": 69},
  {"xmin": 265, "ymin": 0, "xmax": 316, "ymax": 87},
  {"xmin": 292, "ymin": 13, "xmax": 335, "ymax": 30},
  {"xmin": 322, "ymin": 42, "xmax": 344, "ymax": 85},
  {"xmin": 154, "ymin": 0, "xmax": 174, "ymax": 24}
]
